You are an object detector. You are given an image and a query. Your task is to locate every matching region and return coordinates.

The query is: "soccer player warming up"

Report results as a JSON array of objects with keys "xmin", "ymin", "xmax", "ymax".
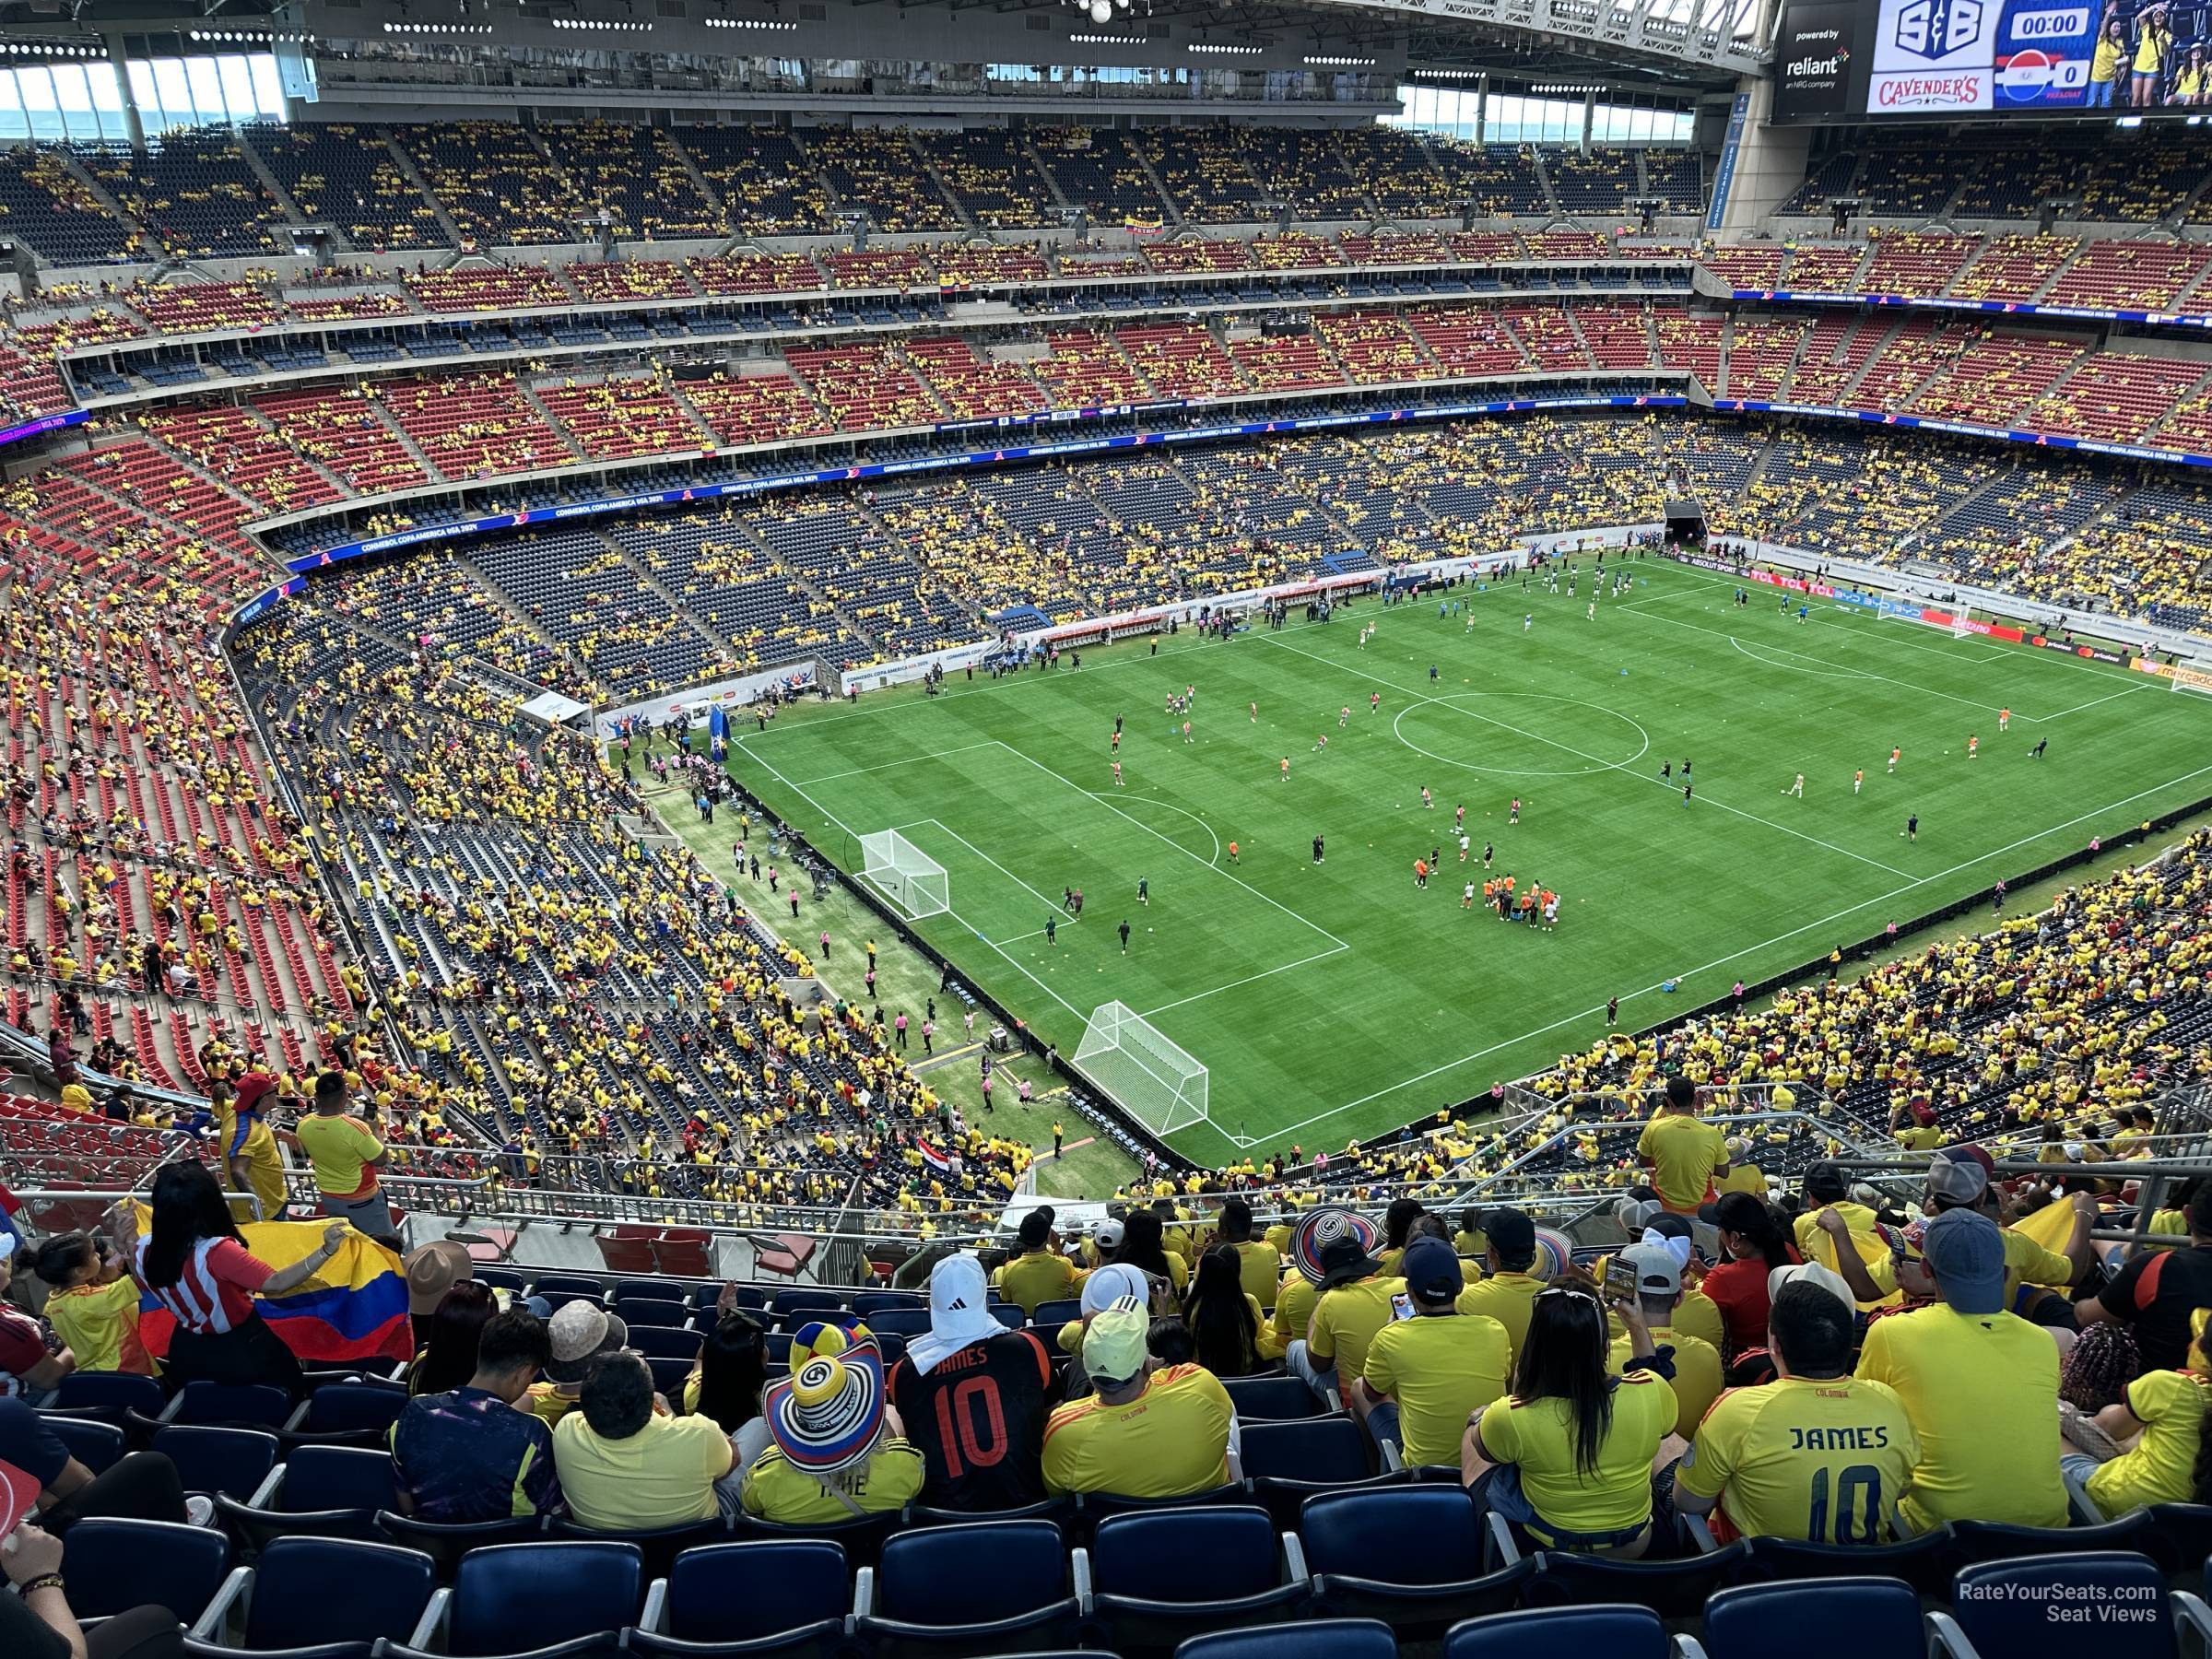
[{"xmin": 1783, "ymin": 772, "xmax": 1804, "ymax": 798}]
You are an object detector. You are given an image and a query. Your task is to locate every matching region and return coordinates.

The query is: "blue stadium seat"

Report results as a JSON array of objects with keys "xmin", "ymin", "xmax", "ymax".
[
  {"xmin": 1947, "ymin": 1513, "xmax": 2155, "ymax": 1571},
  {"xmin": 1241, "ymin": 1417, "xmax": 1394, "ymax": 1525},
  {"xmin": 284, "ymin": 1382, "xmax": 409, "ymax": 1445},
  {"xmin": 858, "ymin": 1308, "xmax": 930, "ymax": 1338},
  {"xmin": 1219, "ymin": 1377, "xmax": 1325, "ymax": 1421},
  {"xmin": 1089, "ymin": 1504, "xmax": 1310, "ymax": 1651},
  {"xmin": 1174, "ymin": 1616, "xmax": 1396, "ymax": 1659},
  {"xmin": 614, "ymin": 1299, "xmax": 690, "ymax": 1329},
  {"xmin": 40, "ymin": 1412, "xmax": 125, "ymax": 1472},
  {"xmin": 52, "ymin": 1371, "xmax": 166, "ymax": 1422},
  {"xmin": 646, "ymin": 1357, "xmax": 697, "ymax": 1396},
  {"xmin": 218, "ymin": 1444, "xmax": 399, "ymax": 1548},
  {"xmin": 2144, "ymin": 1505, "xmax": 2212, "ymax": 1575},
  {"xmin": 1030, "ymin": 1299, "xmax": 1084, "ymax": 1327},
  {"xmin": 374, "ymin": 1511, "xmax": 549, "ymax": 1580},
  {"xmin": 1701, "ymin": 1578, "xmax": 1925, "ymax": 1659},
  {"xmin": 852, "ymin": 1291, "xmax": 924, "ymax": 1317},
  {"xmin": 1299, "ymin": 1488, "xmax": 1532, "ymax": 1638},
  {"xmin": 155, "ymin": 1424, "xmax": 283, "ymax": 1499},
  {"xmin": 379, "ymin": 1541, "xmax": 641, "ymax": 1659},
  {"xmin": 532, "ymin": 1275, "xmax": 610, "ymax": 1300},
  {"xmin": 551, "ymin": 1517, "xmax": 729, "ymax": 1580},
  {"xmin": 1743, "ymin": 1525, "xmax": 1957, "ymax": 1597},
  {"xmin": 1077, "ymin": 1485, "xmax": 1249, "ymax": 1528},
  {"xmin": 728, "ymin": 1509, "xmax": 904, "ymax": 1569},
  {"xmin": 185, "ymin": 1536, "xmax": 439, "ymax": 1659},
  {"xmin": 628, "ymin": 1326, "xmax": 705, "ymax": 1361},
  {"xmin": 623, "ymin": 1540, "xmax": 848, "ymax": 1659},
  {"xmin": 168, "ymin": 1382, "xmax": 296, "ymax": 1429},
  {"xmin": 66, "ymin": 1517, "xmax": 231, "ymax": 1625},
  {"xmin": 853, "ymin": 1519, "xmax": 1083, "ymax": 1659},
  {"xmin": 989, "ymin": 1305, "xmax": 1027, "ymax": 1330},
  {"xmin": 769, "ymin": 1289, "xmax": 847, "ymax": 1320},
  {"xmin": 1936, "ymin": 1553, "xmax": 2200, "ymax": 1659},
  {"xmin": 1526, "ymin": 1540, "xmax": 1751, "ymax": 1617},
  {"xmin": 905, "ymin": 1495, "xmax": 1076, "ymax": 1538},
  {"xmin": 1441, "ymin": 1605, "xmax": 1667, "ymax": 1659}
]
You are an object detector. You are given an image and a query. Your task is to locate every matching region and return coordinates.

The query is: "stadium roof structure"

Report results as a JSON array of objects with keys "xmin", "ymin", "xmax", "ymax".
[{"xmin": 0, "ymin": 0, "xmax": 1765, "ymax": 100}]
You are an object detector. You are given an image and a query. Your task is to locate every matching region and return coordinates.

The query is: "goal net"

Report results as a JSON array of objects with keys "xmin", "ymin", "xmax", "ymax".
[
  {"xmin": 2173, "ymin": 665, "xmax": 2212, "ymax": 699},
  {"xmin": 1076, "ymin": 1001, "xmax": 1209, "ymax": 1137},
  {"xmin": 858, "ymin": 830, "xmax": 949, "ymax": 921}
]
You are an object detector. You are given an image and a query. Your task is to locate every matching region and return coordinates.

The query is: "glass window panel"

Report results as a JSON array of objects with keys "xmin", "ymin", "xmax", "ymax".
[
  {"xmin": 18, "ymin": 67, "xmax": 63, "ymax": 142},
  {"xmin": 0, "ymin": 74, "xmax": 25, "ymax": 143},
  {"xmin": 184, "ymin": 54, "xmax": 225, "ymax": 123},
  {"xmin": 151, "ymin": 58, "xmax": 192, "ymax": 131},
  {"xmin": 218, "ymin": 54, "xmax": 256, "ymax": 122},
  {"xmin": 250, "ymin": 52, "xmax": 285, "ymax": 118}
]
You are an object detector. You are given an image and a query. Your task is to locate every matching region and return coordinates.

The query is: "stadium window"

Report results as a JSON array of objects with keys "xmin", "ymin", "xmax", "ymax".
[{"xmin": 18, "ymin": 66, "xmax": 62, "ymax": 142}]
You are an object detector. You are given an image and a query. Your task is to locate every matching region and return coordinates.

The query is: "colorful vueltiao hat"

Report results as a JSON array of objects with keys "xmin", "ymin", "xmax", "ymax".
[
  {"xmin": 787, "ymin": 1316, "xmax": 874, "ymax": 1369},
  {"xmin": 1530, "ymin": 1226, "xmax": 1574, "ymax": 1283},
  {"xmin": 764, "ymin": 1337, "xmax": 888, "ymax": 1477},
  {"xmin": 1292, "ymin": 1208, "xmax": 1380, "ymax": 1286}
]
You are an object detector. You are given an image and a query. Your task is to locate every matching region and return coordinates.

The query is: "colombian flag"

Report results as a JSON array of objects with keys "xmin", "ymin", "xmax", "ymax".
[{"xmin": 133, "ymin": 1207, "xmax": 413, "ymax": 1365}]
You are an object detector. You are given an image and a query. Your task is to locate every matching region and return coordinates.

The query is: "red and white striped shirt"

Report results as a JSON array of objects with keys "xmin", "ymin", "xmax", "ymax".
[{"xmin": 134, "ymin": 1236, "xmax": 273, "ymax": 1335}]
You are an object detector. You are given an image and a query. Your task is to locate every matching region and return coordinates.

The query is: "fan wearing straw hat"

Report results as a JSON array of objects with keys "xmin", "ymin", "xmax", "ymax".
[
  {"xmin": 741, "ymin": 1338, "xmax": 924, "ymax": 1524},
  {"xmin": 1285, "ymin": 1208, "xmax": 1403, "ymax": 1404}
]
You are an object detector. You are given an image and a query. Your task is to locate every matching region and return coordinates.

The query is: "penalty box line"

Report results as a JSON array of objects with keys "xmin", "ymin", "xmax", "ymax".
[
  {"xmin": 1220, "ymin": 753, "xmax": 2212, "ymax": 1149},
  {"xmin": 730, "ymin": 735, "xmax": 1088, "ymax": 1021}
]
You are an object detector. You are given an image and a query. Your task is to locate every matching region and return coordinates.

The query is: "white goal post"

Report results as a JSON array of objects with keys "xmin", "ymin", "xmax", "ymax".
[
  {"xmin": 2173, "ymin": 665, "xmax": 2212, "ymax": 699},
  {"xmin": 1076, "ymin": 1001, "xmax": 1210, "ymax": 1137},
  {"xmin": 858, "ymin": 830, "xmax": 950, "ymax": 921}
]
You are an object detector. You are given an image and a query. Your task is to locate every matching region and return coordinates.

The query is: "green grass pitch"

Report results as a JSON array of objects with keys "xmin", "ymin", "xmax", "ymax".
[{"xmin": 719, "ymin": 557, "xmax": 2212, "ymax": 1169}]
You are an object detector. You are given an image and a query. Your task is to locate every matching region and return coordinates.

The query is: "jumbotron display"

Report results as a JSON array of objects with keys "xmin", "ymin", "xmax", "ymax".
[{"xmin": 1776, "ymin": 0, "xmax": 2175, "ymax": 118}]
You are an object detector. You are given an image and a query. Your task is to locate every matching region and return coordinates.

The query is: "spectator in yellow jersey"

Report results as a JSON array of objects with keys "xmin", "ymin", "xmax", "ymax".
[
  {"xmin": 1042, "ymin": 1300, "xmax": 1235, "ymax": 1498},
  {"xmin": 994, "ymin": 1207, "xmax": 1085, "ymax": 1317},
  {"xmin": 29, "ymin": 1234, "xmax": 151, "ymax": 1376},
  {"xmin": 1214, "ymin": 1198, "xmax": 1281, "ymax": 1312},
  {"xmin": 2065, "ymin": 1320, "xmax": 2212, "ymax": 1518},
  {"xmin": 745, "ymin": 1338, "xmax": 923, "ymax": 1524},
  {"xmin": 214, "ymin": 1074, "xmax": 288, "ymax": 1224},
  {"xmin": 1464, "ymin": 1284, "xmax": 1676, "ymax": 1557},
  {"xmin": 1676, "ymin": 1277, "xmax": 1918, "ymax": 1544},
  {"xmin": 1856, "ymin": 1208, "xmax": 2067, "ymax": 1533},
  {"xmin": 1635, "ymin": 1077, "xmax": 1729, "ymax": 1216},
  {"xmin": 295, "ymin": 1071, "xmax": 399, "ymax": 1246},
  {"xmin": 1358, "ymin": 1235, "xmax": 1510, "ymax": 1467},
  {"xmin": 1455, "ymin": 1207, "xmax": 1546, "ymax": 1355},
  {"xmin": 1287, "ymin": 1209, "xmax": 1398, "ymax": 1402},
  {"xmin": 1606, "ymin": 1244, "xmax": 1724, "ymax": 1439}
]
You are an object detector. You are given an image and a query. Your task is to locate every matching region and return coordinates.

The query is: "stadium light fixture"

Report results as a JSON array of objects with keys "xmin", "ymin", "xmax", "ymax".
[
  {"xmin": 1070, "ymin": 29, "xmax": 1147, "ymax": 41},
  {"xmin": 704, "ymin": 17, "xmax": 800, "ymax": 27},
  {"xmin": 1303, "ymin": 54, "xmax": 1375, "ymax": 65},
  {"xmin": 1188, "ymin": 41, "xmax": 1263, "ymax": 53}
]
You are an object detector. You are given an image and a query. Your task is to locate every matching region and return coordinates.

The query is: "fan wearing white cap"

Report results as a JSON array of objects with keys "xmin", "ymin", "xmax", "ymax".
[
  {"xmin": 1041, "ymin": 1300, "xmax": 1235, "ymax": 1500},
  {"xmin": 1673, "ymin": 1277, "xmax": 1919, "ymax": 1545},
  {"xmin": 1605, "ymin": 1245, "xmax": 1724, "ymax": 1439}
]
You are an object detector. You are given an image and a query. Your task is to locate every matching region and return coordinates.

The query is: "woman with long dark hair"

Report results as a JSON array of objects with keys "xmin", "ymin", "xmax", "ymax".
[
  {"xmin": 1461, "ymin": 1283, "xmax": 1675, "ymax": 1556},
  {"xmin": 406, "ymin": 1282, "xmax": 495, "ymax": 1396},
  {"xmin": 1182, "ymin": 1246, "xmax": 1276, "ymax": 1377},
  {"xmin": 688, "ymin": 1309, "xmax": 773, "ymax": 1515},
  {"xmin": 1115, "ymin": 1210, "xmax": 1186, "ymax": 1292},
  {"xmin": 112, "ymin": 1162, "xmax": 348, "ymax": 1396},
  {"xmin": 1699, "ymin": 1191, "xmax": 1801, "ymax": 1359}
]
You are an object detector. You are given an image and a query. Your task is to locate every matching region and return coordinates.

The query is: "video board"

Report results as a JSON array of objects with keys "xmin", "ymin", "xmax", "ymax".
[{"xmin": 1774, "ymin": 0, "xmax": 2137, "ymax": 120}]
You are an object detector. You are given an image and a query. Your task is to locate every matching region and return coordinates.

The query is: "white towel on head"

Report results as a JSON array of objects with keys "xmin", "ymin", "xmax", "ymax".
[{"xmin": 904, "ymin": 1252, "xmax": 1003, "ymax": 1376}]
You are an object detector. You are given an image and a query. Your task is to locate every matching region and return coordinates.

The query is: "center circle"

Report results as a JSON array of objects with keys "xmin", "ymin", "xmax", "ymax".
[{"xmin": 1392, "ymin": 692, "xmax": 1651, "ymax": 779}]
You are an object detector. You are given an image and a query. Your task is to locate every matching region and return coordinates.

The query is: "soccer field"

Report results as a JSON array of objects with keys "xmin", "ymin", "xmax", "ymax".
[{"xmin": 721, "ymin": 557, "xmax": 2212, "ymax": 1168}]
